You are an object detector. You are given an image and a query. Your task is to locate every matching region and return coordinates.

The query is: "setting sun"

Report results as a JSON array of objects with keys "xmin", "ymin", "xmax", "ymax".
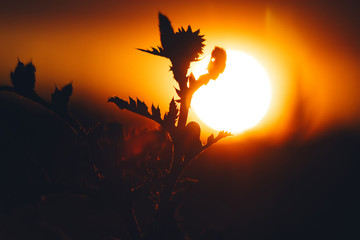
[
  {"xmin": 191, "ymin": 50, "xmax": 272, "ymax": 134},
  {"xmin": 1, "ymin": 1, "xmax": 359, "ymax": 238}
]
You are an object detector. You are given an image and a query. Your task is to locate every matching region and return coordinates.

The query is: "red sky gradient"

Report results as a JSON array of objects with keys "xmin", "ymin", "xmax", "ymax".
[{"xmin": 1, "ymin": 0, "xmax": 359, "ymax": 141}]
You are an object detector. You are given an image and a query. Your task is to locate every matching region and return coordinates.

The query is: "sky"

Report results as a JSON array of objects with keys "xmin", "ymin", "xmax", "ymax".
[{"xmin": 1, "ymin": 0, "xmax": 360, "ymax": 140}]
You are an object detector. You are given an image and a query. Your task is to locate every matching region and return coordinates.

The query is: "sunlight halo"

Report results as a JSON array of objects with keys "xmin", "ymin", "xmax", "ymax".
[{"xmin": 190, "ymin": 50, "xmax": 272, "ymax": 134}]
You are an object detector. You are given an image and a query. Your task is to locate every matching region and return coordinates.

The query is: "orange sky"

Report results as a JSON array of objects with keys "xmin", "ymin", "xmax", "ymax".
[{"xmin": 1, "ymin": 0, "xmax": 360, "ymax": 141}]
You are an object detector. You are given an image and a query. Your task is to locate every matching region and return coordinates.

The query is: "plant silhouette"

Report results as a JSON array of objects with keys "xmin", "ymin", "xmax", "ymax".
[
  {"xmin": 109, "ymin": 12, "xmax": 231, "ymax": 239},
  {"xmin": 0, "ymin": 59, "xmax": 83, "ymax": 133},
  {"xmin": 1, "ymin": 13, "xmax": 231, "ymax": 240},
  {"xmin": 1, "ymin": 11, "xmax": 358, "ymax": 240}
]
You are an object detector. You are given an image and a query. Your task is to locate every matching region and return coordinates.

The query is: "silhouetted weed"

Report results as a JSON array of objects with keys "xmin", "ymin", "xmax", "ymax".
[{"xmin": 0, "ymin": 13, "xmax": 231, "ymax": 240}]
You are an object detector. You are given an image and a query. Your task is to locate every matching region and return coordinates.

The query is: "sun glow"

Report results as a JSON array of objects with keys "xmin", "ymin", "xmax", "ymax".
[{"xmin": 190, "ymin": 50, "xmax": 272, "ymax": 134}]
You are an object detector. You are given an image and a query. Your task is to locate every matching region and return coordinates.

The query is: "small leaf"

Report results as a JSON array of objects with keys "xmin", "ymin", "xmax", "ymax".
[
  {"xmin": 169, "ymin": 98, "xmax": 178, "ymax": 116},
  {"xmin": 59, "ymin": 83, "xmax": 73, "ymax": 96},
  {"xmin": 151, "ymin": 104, "xmax": 162, "ymax": 122},
  {"xmin": 159, "ymin": 12, "xmax": 175, "ymax": 50},
  {"xmin": 129, "ymin": 97, "xmax": 136, "ymax": 110},
  {"xmin": 108, "ymin": 97, "xmax": 127, "ymax": 109},
  {"xmin": 137, "ymin": 47, "xmax": 166, "ymax": 58},
  {"xmin": 203, "ymin": 131, "xmax": 232, "ymax": 150},
  {"xmin": 207, "ymin": 134, "xmax": 215, "ymax": 145},
  {"xmin": 214, "ymin": 131, "xmax": 232, "ymax": 142},
  {"xmin": 10, "ymin": 60, "xmax": 36, "ymax": 93},
  {"xmin": 51, "ymin": 83, "xmax": 73, "ymax": 113},
  {"xmin": 163, "ymin": 98, "xmax": 179, "ymax": 128},
  {"xmin": 137, "ymin": 98, "xmax": 148, "ymax": 115}
]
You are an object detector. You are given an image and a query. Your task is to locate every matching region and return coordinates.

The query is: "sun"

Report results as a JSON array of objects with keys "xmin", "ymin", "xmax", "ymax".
[{"xmin": 190, "ymin": 49, "xmax": 272, "ymax": 134}]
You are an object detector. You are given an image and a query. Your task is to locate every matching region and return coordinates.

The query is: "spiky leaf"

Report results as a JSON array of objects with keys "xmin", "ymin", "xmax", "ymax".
[
  {"xmin": 10, "ymin": 60, "xmax": 36, "ymax": 94},
  {"xmin": 214, "ymin": 131, "xmax": 232, "ymax": 142},
  {"xmin": 137, "ymin": 98, "xmax": 148, "ymax": 115},
  {"xmin": 204, "ymin": 131, "xmax": 232, "ymax": 149},
  {"xmin": 109, "ymin": 96, "xmax": 166, "ymax": 125},
  {"xmin": 108, "ymin": 97, "xmax": 127, "ymax": 110},
  {"xmin": 151, "ymin": 104, "xmax": 162, "ymax": 122},
  {"xmin": 51, "ymin": 83, "xmax": 73, "ymax": 113},
  {"xmin": 207, "ymin": 134, "xmax": 215, "ymax": 145},
  {"xmin": 163, "ymin": 98, "xmax": 178, "ymax": 128},
  {"xmin": 137, "ymin": 46, "xmax": 166, "ymax": 58},
  {"xmin": 129, "ymin": 97, "xmax": 136, "ymax": 111},
  {"xmin": 159, "ymin": 12, "xmax": 174, "ymax": 51}
]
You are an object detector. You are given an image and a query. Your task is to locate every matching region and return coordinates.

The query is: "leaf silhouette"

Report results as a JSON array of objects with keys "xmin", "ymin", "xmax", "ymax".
[
  {"xmin": 159, "ymin": 12, "xmax": 175, "ymax": 51},
  {"xmin": 214, "ymin": 131, "xmax": 232, "ymax": 142},
  {"xmin": 204, "ymin": 131, "xmax": 232, "ymax": 149},
  {"xmin": 151, "ymin": 104, "xmax": 162, "ymax": 122},
  {"xmin": 10, "ymin": 59, "xmax": 36, "ymax": 95},
  {"xmin": 137, "ymin": 98, "xmax": 148, "ymax": 115},
  {"xmin": 163, "ymin": 98, "xmax": 178, "ymax": 128},
  {"xmin": 137, "ymin": 46, "xmax": 166, "ymax": 58},
  {"xmin": 206, "ymin": 134, "xmax": 215, "ymax": 145},
  {"xmin": 129, "ymin": 97, "xmax": 136, "ymax": 111},
  {"xmin": 109, "ymin": 96, "xmax": 181, "ymax": 130},
  {"xmin": 51, "ymin": 83, "xmax": 73, "ymax": 114},
  {"xmin": 108, "ymin": 96, "xmax": 167, "ymax": 125},
  {"xmin": 137, "ymin": 13, "xmax": 175, "ymax": 59}
]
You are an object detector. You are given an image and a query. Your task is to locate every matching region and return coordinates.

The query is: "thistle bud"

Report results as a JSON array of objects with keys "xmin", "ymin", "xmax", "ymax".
[
  {"xmin": 10, "ymin": 60, "xmax": 36, "ymax": 95},
  {"xmin": 208, "ymin": 47, "xmax": 227, "ymax": 80}
]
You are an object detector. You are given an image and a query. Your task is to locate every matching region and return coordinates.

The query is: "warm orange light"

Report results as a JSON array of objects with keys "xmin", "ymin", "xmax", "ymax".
[{"xmin": 190, "ymin": 50, "xmax": 272, "ymax": 134}]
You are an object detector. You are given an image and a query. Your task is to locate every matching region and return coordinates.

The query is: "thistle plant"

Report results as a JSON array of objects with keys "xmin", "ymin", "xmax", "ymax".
[
  {"xmin": 0, "ymin": 59, "xmax": 83, "ymax": 133},
  {"xmin": 109, "ymin": 13, "xmax": 231, "ymax": 239},
  {"xmin": 0, "ymin": 12, "xmax": 231, "ymax": 240}
]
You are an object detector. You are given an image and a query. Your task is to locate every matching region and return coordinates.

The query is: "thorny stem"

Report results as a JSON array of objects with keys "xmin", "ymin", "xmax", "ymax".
[
  {"xmin": 149, "ymin": 71, "xmax": 216, "ymax": 239},
  {"xmin": 177, "ymin": 93, "xmax": 190, "ymax": 128},
  {"xmin": 177, "ymin": 73, "xmax": 212, "ymax": 128},
  {"xmin": 173, "ymin": 62, "xmax": 190, "ymax": 128}
]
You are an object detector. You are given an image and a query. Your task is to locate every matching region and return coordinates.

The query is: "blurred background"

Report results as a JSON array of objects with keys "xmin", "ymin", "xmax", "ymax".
[
  {"xmin": 1, "ymin": 0, "xmax": 359, "ymax": 239},
  {"xmin": 1, "ymin": 0, "xmax": 360, "ymax": 139}
]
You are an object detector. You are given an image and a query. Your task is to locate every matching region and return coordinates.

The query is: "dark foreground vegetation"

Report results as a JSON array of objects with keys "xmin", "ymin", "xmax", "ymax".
[{"xmin": 1, "ymin": 13, "xmax": 359, "ymax": 240}]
